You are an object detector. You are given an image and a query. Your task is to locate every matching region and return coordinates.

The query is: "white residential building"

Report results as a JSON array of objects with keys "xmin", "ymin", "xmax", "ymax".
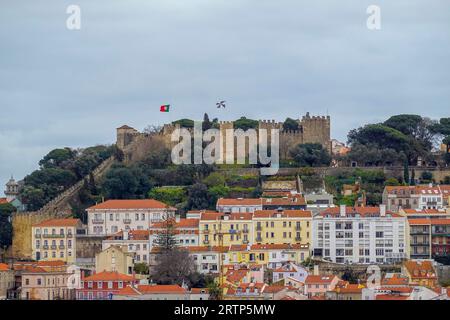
[
  {"xmin": 312, "ymin": 205, "xmax": 408, "ymax": 264},
  {"xmin": 87, "ymin": 199, "xmax": 176, "ymax": 236},
  {"xmin": 149, "ymin": 217, "xmax": 199, "ymax": 247},
  {"xmin": 216, "ymin": 198, "xmax": 263, "ymax": 213},
  {"xmin": 102, "ymin": 230, "xmax": 151, "ymax": 264}
]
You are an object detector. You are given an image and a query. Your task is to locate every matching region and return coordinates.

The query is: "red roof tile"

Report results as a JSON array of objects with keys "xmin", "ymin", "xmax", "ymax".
[
  {"xmin": 217, "ymin": 198, "xmax": 262, "ymax": 206},
  {"xmin": 33, "ymin": 218, "xmax": 80, "ymax": 227},
  {"xmin": 0, "ymin": 263, "xmax": 9, "ymax": 271},
  {"xmin": 88, "ymin": 199, "xmax": 175, "ymax": 210}
]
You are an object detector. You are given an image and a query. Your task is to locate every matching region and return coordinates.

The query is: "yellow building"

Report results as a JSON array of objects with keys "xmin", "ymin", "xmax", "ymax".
[
  {"xmin": 32, "ymin": 219, "xmax": 81, "ymax": 264},
  {"xmin": 199, "ymin": 212, "xmax": 253, "ymax": 247},
  {"xmin": 96, "ymin": 245, "xmax": 134, "ymax": 275},
  {"xmin": 253, "ymin": 209, "xmax": 312, "ymax": 246},
  {"xmin": 224, "ymin": 243, "xmax": 310, "ymax": 267}
]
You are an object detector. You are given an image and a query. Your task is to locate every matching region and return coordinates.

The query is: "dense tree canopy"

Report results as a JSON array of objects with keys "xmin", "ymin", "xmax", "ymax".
[
  {"xmin": 20, "ymin": 146, "xmax": 114, "ymax": 210},
  {"xmin": 282, "ymin": 118, "xmax": 299, "ymax": 132},
  {"xmin": 289, "ymin": 143, "xmax": 331, "ymax": 167},
  {"xmin": 172, "ymin": 118, "xmax": 194, "ymax": 128},
  {"xmin": 0, "ymin": 203, "xmax": 15, "ymax": 248},
  {"xmin": 347, "ymin": 123, "xmax": 428, "ymax": 164},
  {"xmin": 234, "ymin": 117, "xmax": 259, "ymax": 131}
]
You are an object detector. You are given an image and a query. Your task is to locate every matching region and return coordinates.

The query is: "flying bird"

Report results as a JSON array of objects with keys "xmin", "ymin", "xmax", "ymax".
[{"xmin": 216, "ymin": 100, "xmax": 226, "ymax": 108}]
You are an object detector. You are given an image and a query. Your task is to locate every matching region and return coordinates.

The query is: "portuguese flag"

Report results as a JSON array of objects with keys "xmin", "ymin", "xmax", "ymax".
[{"xmin": 160, "ymin": 104, "xmax": 170, "ymax": 112}]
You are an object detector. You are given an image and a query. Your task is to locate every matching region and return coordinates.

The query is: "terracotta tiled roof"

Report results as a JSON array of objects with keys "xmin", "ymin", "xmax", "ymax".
[
  {"xmin": 88, "ymin": 199, "xmax": 175, "ymax": 210},
  {"xmin": 33, "ymin": 218, "xmax": 80, "ymax": 227},
  {"xmin": 0, "ymin": 198, "xmax": 9, "ymax": 204},
  {"xmin": 36, "ymin": 260, "xmax": 66, "ymax": 267},
  {"xmin": 404, "ymin": 261, "xmax": 437, "ymax": 279},
  {"xmin": 381, "ymin": 274, "xmax": 409, "ymax": 286},
  {"xmin": 407, "ymin": 218, "xmax": 450, "ymax": 226},
  {"xmin": 333, "ymin": 283, "xmax": 365, "ymax": 294},
  {"xmin": 225, "ymin": 269, "xmax": 248, "ymax": 283},
  {"xmin": 191, "ymin": 288, "xmax": 209, "ymax": 294},
  {"xmin": 263, "ymin": 285, "xmax": 286, "ymax": 293},
  {"xmin": 0, "ymin": 263, "xmax": 9, "ymax": 271},
  {"xmin": 22, "ymin": 266, "xmax": 48, "ymax": 273},
  {"xmin": 305, "ymin": 275, "xmax": 336, "ymax": 284},
  {"xmin": 217, "ymin": 198, "xmax": 262, "ymax": 206},
  {"xmin": 253, "ymin": 209, "xmax": 312, "ymax": 218},
  {"xmin": 83, "ymin": 271, "xmax": 135, "ymax": 282},
  {"xmin": 403, "ymin": 209, "xmax": 447, "ymax": 215}
]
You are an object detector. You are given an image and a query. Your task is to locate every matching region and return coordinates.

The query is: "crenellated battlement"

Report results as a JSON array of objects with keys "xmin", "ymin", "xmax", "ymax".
[{"xmin": 116, "ymin": 112, "xmax": 331, "ymax": 162}]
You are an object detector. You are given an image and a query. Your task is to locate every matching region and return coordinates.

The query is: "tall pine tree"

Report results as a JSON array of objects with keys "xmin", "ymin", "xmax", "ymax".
[{"xmin": 153, "ymin": 212, "xmax": 177, "ymax": 252}]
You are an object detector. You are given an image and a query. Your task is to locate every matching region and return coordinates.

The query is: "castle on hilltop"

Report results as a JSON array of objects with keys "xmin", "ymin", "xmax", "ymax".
[{"xmin": 116, "ymin": 112, "xmax": 331, "ymax": 163}]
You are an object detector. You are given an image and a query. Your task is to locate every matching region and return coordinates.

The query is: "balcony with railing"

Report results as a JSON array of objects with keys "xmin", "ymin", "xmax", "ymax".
[
  {"xmin": 34, "ymin": 234, "xmax": 41, "ymax": 238},
  {"xmin": 203, "ymin": 240, "xmax": 210, "ymax": 245},
  {"xmin": 43, "ymin": 245, "xmax": 49, "ymax": 250},
  {"xmin": 59, "ymin": 245, "xmax": 65, "ymax": 249},
  {"xmin": 43, "ymin": 234, "xmax": 65, "ymax": 238},
  {"xmin": 123, "ymin": 219, "xmax": 132, "ymax": 224},
  {"xmin": 92, "ymin": 219, "xmax": 104, "ymax": 224},
  {"xmin": 51, "ymin": 245, "xmax": 57, "ymax": 250}
]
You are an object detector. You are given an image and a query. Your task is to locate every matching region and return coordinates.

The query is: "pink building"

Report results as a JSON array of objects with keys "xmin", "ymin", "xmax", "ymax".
[{"xmin": 304, "ymin": 275, "xmax": 340, "ymax": 298}]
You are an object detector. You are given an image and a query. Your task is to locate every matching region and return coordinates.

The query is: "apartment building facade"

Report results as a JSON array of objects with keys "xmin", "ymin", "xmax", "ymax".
[
  {"xmin": 312, "ymin": 205, "xmax": 408, "ymax": 264},
  {"xmin": 383, "ymin": 185, "xmax": 450, "ymax": 212},
  {"xmin": 253, "ymin": 209, "xmax": 312, "ymax": 246},
  {"xmin": 87, "ymin": 199, "xmax": 176, "ymax": 236},
  {"xmin": 32, "ymin": 219, "xmax": 81, "ymax": 264},
  {"xmin": 408, "ymin": 218, "xmax": 450, "ymax": 259}
]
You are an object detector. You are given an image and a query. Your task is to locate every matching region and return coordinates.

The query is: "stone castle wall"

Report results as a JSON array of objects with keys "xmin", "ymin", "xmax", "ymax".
[
  {"xmin": 117, "ymin": 113, "xmax": 331, "ymax": 163},
  {"xmin": 11, "ymin": 156, "xmax": 115, "ymax": 260}
]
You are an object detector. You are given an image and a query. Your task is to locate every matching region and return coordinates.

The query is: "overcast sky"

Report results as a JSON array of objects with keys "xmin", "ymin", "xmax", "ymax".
[{"xmin": 1, "ymin": 0, "xmax": 449, "ymax": 189}]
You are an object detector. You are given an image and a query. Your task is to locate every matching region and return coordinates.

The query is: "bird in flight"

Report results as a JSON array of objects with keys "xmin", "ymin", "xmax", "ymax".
[{"xmin": 216, "ymin": 100, "xmax": 226, "ymax": 108}]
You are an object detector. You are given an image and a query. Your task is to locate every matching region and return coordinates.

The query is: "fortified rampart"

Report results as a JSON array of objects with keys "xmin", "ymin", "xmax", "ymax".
[
  {"xmin": 116, "ymin": 112, "xmax": 332, "ymax": 163},
  {"xmin": 11, "ymin": 156, "xmax": 115, "ymax": 260}
]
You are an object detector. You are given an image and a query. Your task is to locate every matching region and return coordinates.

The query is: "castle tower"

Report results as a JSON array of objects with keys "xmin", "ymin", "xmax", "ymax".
[
  {"xmin": 5, "ymin": 175, "xmax": 19, "ymax": 202},
  {"xmin": 299, "ymin": 112, "xmax": 331, "ymax": 153},
  {"xmin": 116, "ymin": 125, "xmax": 139, "ymax": 150}
]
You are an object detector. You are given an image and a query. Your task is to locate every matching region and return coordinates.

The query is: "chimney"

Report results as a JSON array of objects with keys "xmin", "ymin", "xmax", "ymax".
[
  {"xmin": 340, "ymin": 205, "xmax": 346, "ymax": 217},
  {"xmin": 313, "ymin": 264, "xmax": 319, "ymax": 276},
  {"xmin": 380, "ymin": 204, "xmax": 386, "ymax": 217}
]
